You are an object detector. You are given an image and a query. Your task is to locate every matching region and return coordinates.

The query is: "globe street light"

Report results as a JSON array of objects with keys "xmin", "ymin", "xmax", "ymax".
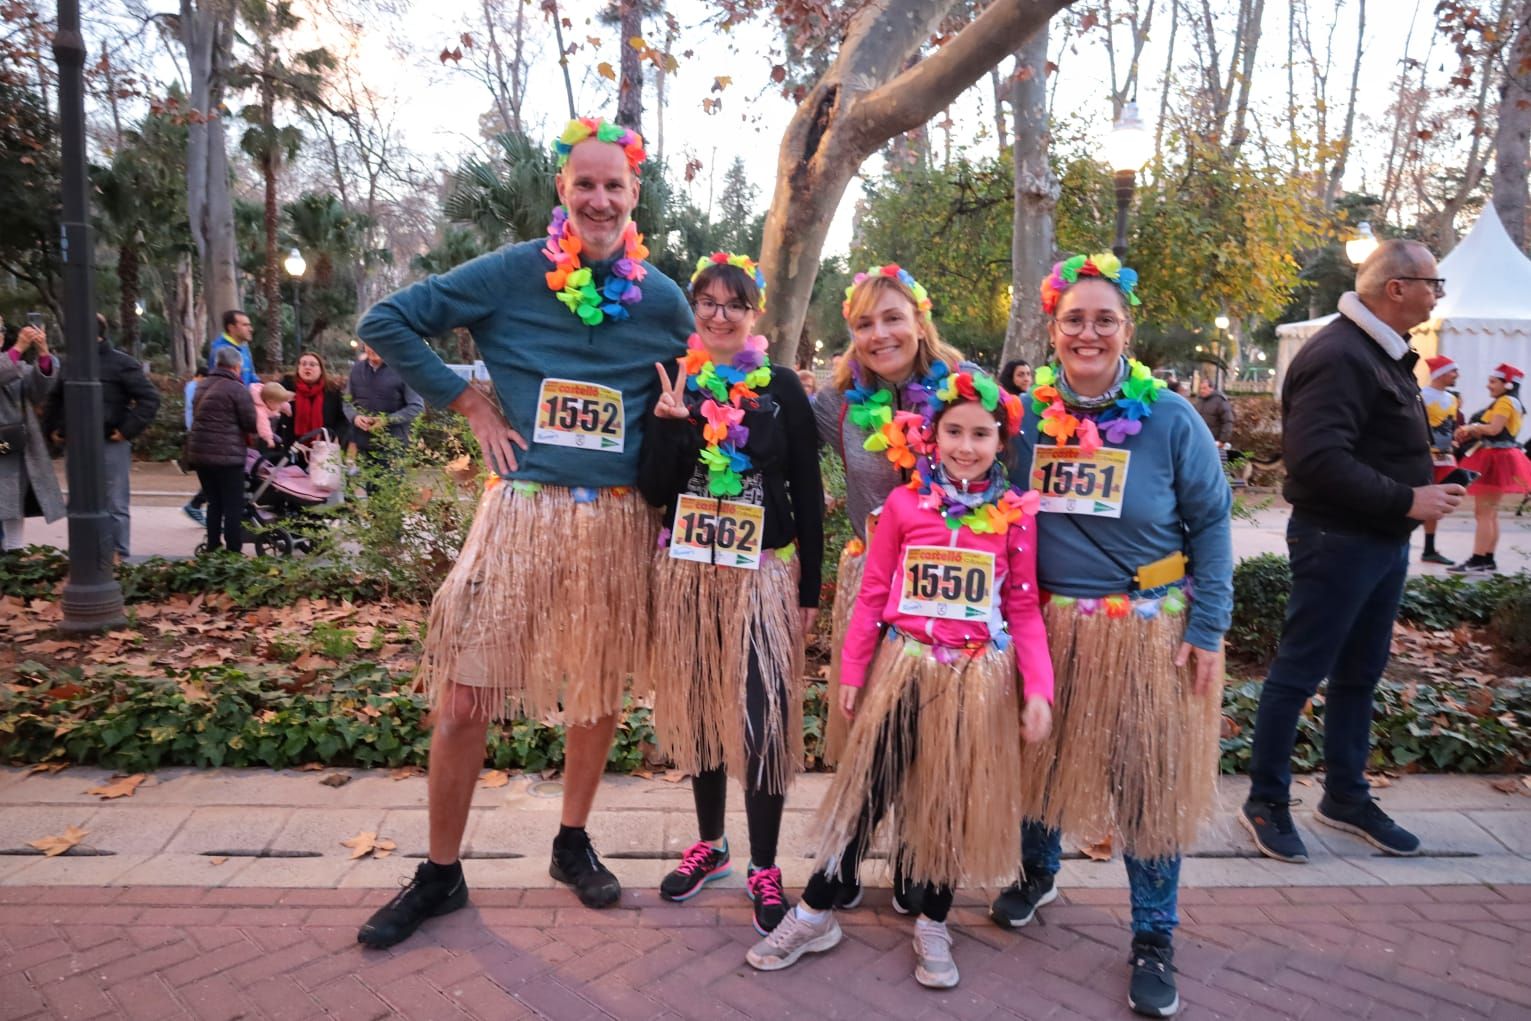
[
  {"xmin": 1104, "ymin": 101, "xmax": 1154, "ymax": 259},
  {"xmin": 1346, "ymin": 222, "xmax": 1379, "ymax": 267},
  {"xmin": 284, "ymin": 248, "xmax": 306, "ymax": 358}
]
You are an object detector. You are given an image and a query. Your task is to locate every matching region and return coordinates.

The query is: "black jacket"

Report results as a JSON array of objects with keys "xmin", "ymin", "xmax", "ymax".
[
  {"xmin": 43, "ymin": 340, "xmax": 161, "ymax": 442},
  {"xmin": 637, "ymin": 366, "xmax": 825, "ymax": 607},
  {"xmin": 1281, "ymin": 312, "xmax": 1433, "ymax": 539},
  {"xmin": 186, "ymin": 367, "xmax": 257, "ymax": 468}
]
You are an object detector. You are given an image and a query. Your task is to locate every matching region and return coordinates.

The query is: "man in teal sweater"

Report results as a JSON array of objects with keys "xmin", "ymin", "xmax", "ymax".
[{"xmin": 355, "ymin": 117, "xmax": 692, "ymax": 949}]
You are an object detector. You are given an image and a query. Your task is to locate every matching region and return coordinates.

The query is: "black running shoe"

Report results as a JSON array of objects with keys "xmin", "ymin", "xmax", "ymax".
[
  {"xmin": 356, "ymin": 862, "xmax": 468, "ymax": 948},
  {"xmin": 659, "ymin": 840, "xmax": 731, "ymax": 901},
  {"xmin": 1315, "ymin": 795, "xmax": 1421, "ymax": 856},
  {"xmin": 989, "ymin": 871, "xmax": 1058, "ymax": 929},
  {"xmin": 1127, "ymin": 932, "xmax": 1179, "ymax": 1017},
  {"xmin": 1239, "ymin": 798, "xmax": 1309, "ymax": 863},
  {"xmin": 832, "ymin": 880, "xmax": 864, "ymax": 910},
  {"xmin": 747, "ymin": 865, "xmax": 788, "ymax": 935},
  {"xmin": 550, "ymin": 835, "xmax": 622, "ymax": 908},
  {"xmin": 892, "ymin": 872, "xmax": 923, "ymax": 916}
]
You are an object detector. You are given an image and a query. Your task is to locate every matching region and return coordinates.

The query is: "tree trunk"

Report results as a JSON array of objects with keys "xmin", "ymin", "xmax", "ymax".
[
  {"xmin": 617, "ymin": 0, "xmax": 643, "ymax": 134},
  {"xmin": 1002, "ymin": 27, "xmax": 1055, "ymax": 369},
  {"xmin": 261, "ymin": 54, "xmax": 282, "ymax": 374},
  {"xmin": 180, "ymin": 0, "xmax": 240, "ymax": 353},
  {"xmin": 118, "ymin": 240, "xmax": 140, "ymax": 358},
  {"xmin": 171, "ymin": 252, "xmax": 201, "ymax": 377},
  {"xmin": 757, "ymin": 0, "xmax": 1075, "ymax": 364},
  {"xmin": 1322, "ymin": 0, "xmax": 1365, "ymax": 210},
  {"xmin": 990, "ymin": 66, "xmax": 1008, "ymax": 154},
  {"xmin": 1493, "ymin": 4, "xmax": 1531, "ymax": 251}
]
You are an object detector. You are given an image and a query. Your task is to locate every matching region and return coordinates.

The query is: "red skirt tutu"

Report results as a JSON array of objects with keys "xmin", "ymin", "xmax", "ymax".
[{"xmin": 1460, "ymin": 446, "xmax": 1531, "ymax": 494}]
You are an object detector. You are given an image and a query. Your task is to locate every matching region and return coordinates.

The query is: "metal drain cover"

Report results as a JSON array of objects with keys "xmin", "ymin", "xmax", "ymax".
[{"xmin": 527, "ymin": 780, "xmax": 564, "ymax": 798}]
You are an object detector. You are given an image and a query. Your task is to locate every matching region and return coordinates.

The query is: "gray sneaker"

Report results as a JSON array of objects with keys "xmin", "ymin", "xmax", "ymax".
[
  {"xmin": 913, "ymin": 919, "xmax": 959, "ymax": 988},
  {"xmin": 745, "ymin": 908, "xmax": 842, "ymax": 971}
]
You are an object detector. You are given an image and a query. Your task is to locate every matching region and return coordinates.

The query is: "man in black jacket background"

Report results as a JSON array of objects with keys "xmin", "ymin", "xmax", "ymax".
[
  {"xmin": 44, "ymin": 315, "xmax": 161, "ymax": 558},
  {"xmin": 1241, "ymin": 239, "xmax": 1465, "ymax": 864}
]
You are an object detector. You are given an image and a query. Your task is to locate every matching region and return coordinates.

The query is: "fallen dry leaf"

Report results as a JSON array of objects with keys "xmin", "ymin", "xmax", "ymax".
[
  {"xmin": 87, "ymin": 774, "xmax": 146, "ymax": 800},
  {"xmin": 1490, "ymin": 776, "xmax": 1530, "ymax": 795},
  {"xmin": 1364, "ymin": 772, "xmax": 1394, "ymax": 789},
  {"xmin": 209, "ymin": 856, "xmax": 229, "ymax": 865},
  {"xmin": 27, "ymin": 762, "xmax": 68, "ymax": 775},
  {"xmin": 1079, "ymin": 835, "xmax": 1114, "ymax": 862},
  {"xmin": 295, "ymin": 762, "xmax": 326, "ymax": 772},
  {"xmin": 29, "ymin": 824, "xmax": 89, "ymax": 857},
  {"xmin": 340, "ymin": 831, "xmax": 396, "ymax": 859},
  {"xmin": 319, "ymin": 773, "xmax": 351, "ymax": 788},
  {"xmin": 479, "ymin": 770, "xmax": 509, "ymax": 789},
  {"xmin": 390, "ymin": 766, "xmax": 425, "ymax": 781},
  {"xmin": 659, "ymin": 769, "xmax": 689, "ymax": 784}
]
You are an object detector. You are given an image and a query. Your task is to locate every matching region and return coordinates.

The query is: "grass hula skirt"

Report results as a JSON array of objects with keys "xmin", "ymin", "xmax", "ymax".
[
  {"xmin": 813, "ymin": 632, "xmax": 1023, "ymax": 889},
  {"xmin": 647, "ymin": 547, "xmax": 805, "ymax": 794},
  {"xmin": 416, "ymin": 478, "xmax": 658, "ymax": 724},
  {"xmin": 822, "ymin": 540, "xmax": 866, "ymax": 766},
  {"xmin": 1018, "ymin": 592, "xmax": 1223, "ymax": 861}
]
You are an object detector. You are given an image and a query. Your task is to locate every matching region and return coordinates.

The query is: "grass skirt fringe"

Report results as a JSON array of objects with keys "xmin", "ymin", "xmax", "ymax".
[
  {"xmin": 812, "ymin": 633, "xmax": 1023, "ymax": 889},
  {"xmin": 416, "ymin": 481, "xmax": 658, "ymax": 724},
  {"xmin": 1018, "ymin": 598, "xmax": 1223, "ymax": 860},
  {"xmin": 646, "ymin": 550, "xmax": 804, "ymax": 794},
  {"xmin": 822, "ymin": 544, "xmax": 865, "ymax": 766}
]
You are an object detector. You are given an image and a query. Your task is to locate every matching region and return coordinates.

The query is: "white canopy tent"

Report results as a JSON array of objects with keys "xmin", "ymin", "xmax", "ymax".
[{"xmin": 1273, "ymin": 207, "xmax": 1531, "ymax": 425}]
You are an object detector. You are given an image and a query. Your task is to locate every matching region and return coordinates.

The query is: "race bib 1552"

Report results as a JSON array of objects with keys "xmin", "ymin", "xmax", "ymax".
[{"xmin": 534, "ymin": 378, "xmax": 624, "ymax": 452}]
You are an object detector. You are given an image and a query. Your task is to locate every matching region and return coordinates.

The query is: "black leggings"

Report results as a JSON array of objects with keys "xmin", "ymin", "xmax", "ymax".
[
  {"xmin": 691, "ymin": 645, "xmax": 788, "ymax": 869},
  {"xmin": 196, "ymin": 466, "xmax": 244, "ymax": 552},
  {"xmin": 799, "ymin": 683, "xmax": 955, "ymax": 922}
]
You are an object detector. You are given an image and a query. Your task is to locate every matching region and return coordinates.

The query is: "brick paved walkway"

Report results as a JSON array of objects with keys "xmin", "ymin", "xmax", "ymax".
[{"xmin": 3, "ymin": 883, "xmax": 1530, "ymax": 1020}]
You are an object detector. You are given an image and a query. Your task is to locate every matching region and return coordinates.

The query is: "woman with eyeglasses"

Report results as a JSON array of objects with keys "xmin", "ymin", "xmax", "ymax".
[
  {"xmin": 636, "ymin": 252, "xmax": 824, "ymax": 937},
  {"xmin": 1450, "ymin": 362, "xmax": 1531, "ymax": 575},
  {"xmin": 996, "ymin": 253, "xmax": 1233, "ymax": 1019}
]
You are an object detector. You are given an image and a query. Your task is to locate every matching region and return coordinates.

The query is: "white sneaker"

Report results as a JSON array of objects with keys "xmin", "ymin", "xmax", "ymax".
[
  {"xmin": 745, "ymin": 907, "xmax": 842, "ymax": 971},
  {"xmin": 913, "ymin": 918, "xmax": 959, "ymax": 988}
]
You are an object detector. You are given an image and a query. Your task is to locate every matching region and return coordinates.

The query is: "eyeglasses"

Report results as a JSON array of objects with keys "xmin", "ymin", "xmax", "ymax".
[
  {"xmin": 1053, "ymin": 314, "xmax": 1124, "ymax": 337},
  {"xmin": 1395, "ymin": 276, "xmax": 1446, "ymax": 297},
  {"xmin": 694, "ymin": 297, "xmax": 753, "ymax": 321}
]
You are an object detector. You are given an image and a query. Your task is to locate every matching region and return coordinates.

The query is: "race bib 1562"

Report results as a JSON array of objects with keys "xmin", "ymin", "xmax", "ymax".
[
  {"xmin": 1029, "ymin": 446, "xmax": 1130, "ymax": 518},
  {"xmin": 898, "ymin": 546, "xmax": 995, "ymax": 619},
  {"xmin": 668, "ymin": 494, "xmax": 765, "ymax": 570},
  {"xmin": 534, "ymin": 378, "xmax": 624, "ymax": 452}
]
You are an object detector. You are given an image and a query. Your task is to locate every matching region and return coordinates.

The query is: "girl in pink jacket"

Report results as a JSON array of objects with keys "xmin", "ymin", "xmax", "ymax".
[{"xmin": 747, "ymin": 368, "xmax": 1054, "ymax": 989}]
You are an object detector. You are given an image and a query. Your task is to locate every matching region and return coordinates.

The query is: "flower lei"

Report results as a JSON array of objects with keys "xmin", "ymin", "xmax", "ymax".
[
  {"xmin": 903, "ymin": 370, "xmax": 1031, "ymax": 533},
  {"xmin": 677, "ymin": 333, "xmax": 772, "ymax": 497},
  {"xmin": 691, "ymin": 252, "xmax": 767, "ymax": 309},
  {"xmin": 842, "ymin": 263, "xmax": 933, "ymax": 318},
  {"xmin": 542, "ymin": 207, "xmax": 650, "ymax": 326},
  {"xmin": 1028, "ymin": 359, "xmax": 1164, "ymax": 455},
  {"xmin": 843, "ymin": 360, "xmax": 950, "ymax": 471},
  {"xmin": 1040, "ymin": 251, "xmax": 1141, "ymax": 316},
  {"xmin": 553, "ymin": 117, "xmax": 646, "ymax": 174}
]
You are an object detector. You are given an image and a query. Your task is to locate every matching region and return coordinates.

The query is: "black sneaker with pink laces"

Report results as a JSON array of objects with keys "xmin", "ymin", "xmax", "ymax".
[
  {"xmin": 747, "ymin": 865, "xmax": 787, "ymax": 934},
  {"xmin": 659, "ymin": 839, "xmax": 732, "ymax": 901}
]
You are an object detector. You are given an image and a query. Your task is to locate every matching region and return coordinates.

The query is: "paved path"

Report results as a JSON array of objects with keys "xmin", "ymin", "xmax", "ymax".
[{"xmin": 4, "ymin": 883, "xmax": 1529, "ymax": 1020}]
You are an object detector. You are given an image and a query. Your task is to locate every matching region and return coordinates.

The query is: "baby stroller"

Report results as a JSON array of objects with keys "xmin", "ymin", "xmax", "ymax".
[{"xmin": 241, "ymin": 428, "xmax": 342, "ymax": 556}]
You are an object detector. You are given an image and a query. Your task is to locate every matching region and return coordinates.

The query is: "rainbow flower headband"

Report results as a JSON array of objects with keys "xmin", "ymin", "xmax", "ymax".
[
  {"xmin": 691, "ymin": 252, "xmax": 767, "ymax": 310},
  {"xmin": 1040, "ymin": 252, "xmax": 1141, "ymax": 316},
  {"xmin": 554, "ymin": 117, "xmax": 646, "ymax": 174},
  {"xmin": 842, "ymin": 263, "xmax": 932, "ymax": 318}
]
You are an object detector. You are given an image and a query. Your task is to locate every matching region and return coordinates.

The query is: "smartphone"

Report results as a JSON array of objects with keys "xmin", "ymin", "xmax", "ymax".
[
  {"xmin": 25, "ymin": 312, "xmax": 42, "ymax": 330},
  {"xmin": 1440, "ymin": 467, "xmax": 1480, "ymax": 487}
]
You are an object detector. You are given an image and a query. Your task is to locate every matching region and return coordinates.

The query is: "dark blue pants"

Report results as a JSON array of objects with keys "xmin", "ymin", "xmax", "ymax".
[
  {"xmin": 1023, "ymin": 821, "xmax": 1180, "ymax": 936},
  {"xmin": 1248, "ymin": 516, "xmax": 1410, "ymax": 806}
]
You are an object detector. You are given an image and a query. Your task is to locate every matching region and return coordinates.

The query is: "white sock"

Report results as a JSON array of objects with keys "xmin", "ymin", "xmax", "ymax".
[{"xmin": 794, "ymin": 903, "xmax": 828, "ymax": 923}]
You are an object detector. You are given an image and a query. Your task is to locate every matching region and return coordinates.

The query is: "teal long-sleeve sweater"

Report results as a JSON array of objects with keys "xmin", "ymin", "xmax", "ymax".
[
  {"xmin": 357, "ymin": 238, "xmax": 693, "ymax": 488},
  {"xmin": 1007, "ymin": 387, "xmax": 1234, "ymax": 651}
]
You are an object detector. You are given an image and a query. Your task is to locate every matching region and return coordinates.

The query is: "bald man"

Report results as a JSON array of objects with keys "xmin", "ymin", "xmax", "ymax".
[{"xmin": 1242, "ymin": 239, "xmax": 1464, "ymax": 864}]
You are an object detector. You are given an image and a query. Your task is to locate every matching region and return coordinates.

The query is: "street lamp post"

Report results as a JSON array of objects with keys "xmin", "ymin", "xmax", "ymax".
[
  {"xmin": 1104, "ymin": 102, "xmax": 1154, "ymax": 259},
  {"xmin": 284, "ymin": 248, "xmax": 306, "ymax": 357},
  {"xmin": 54, "ymin": 0, "xmax": 125, "ymax": 630}
]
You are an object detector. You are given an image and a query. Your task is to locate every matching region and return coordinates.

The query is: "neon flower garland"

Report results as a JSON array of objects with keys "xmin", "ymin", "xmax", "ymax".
[
  {"xmin": 902, "ymin": 369, "xmax": 1033, "ymax": 533},
  {"xmin": 1027, "ymin": 359, "xmax": 1164, "ymax": 455},
  {"xmin": 843, "ymin": 360, "xmax": 949, "ymax": 471},
  {"xmin": 677, "ymin": 334, "xmax": 772, "ymax": 497},
  {"xmin": 542, "ymin": 208, "xmax": 649, "ymax": 326}
]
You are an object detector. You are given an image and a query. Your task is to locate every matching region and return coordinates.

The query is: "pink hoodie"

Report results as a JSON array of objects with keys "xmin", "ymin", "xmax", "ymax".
[{"xmin": 841, "ymin": 482, "xmax": 1054, "ymax": 703}]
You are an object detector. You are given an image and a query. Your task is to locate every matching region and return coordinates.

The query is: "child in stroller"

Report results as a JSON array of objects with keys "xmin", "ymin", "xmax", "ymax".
[{"xmin": 222, "ymin": 428, "xmax": 343, "ymax": 556}]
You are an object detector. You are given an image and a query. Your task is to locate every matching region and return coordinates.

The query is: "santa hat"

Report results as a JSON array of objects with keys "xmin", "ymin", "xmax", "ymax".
[
  {"xmin": 1425, "ymin": 355, "xmax": 1457, "ymax": 381},
  {"xmin": 1490, "ymin": 363, "xmax": 1525, "ymax": 385}
]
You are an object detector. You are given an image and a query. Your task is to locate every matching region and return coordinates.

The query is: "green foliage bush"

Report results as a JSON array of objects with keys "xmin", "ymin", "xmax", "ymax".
[
  {"xmin": 1227, "ymin": 553, "xmax": 1291, "ymax": 664},
  {"xmin": 1492, "ymin": 587, "xmax": 1531, "ymax": 668},
  {"xmin": 0, "ymin": 546, "xmax": 69, "ymax": 599},
  {"xmin": 1398, "ymin": 573, "xmax": 1531, "ymax": 630},
  {"xmin": 116, "ymin": 550, "xmax": 388, "ymax": 606}
]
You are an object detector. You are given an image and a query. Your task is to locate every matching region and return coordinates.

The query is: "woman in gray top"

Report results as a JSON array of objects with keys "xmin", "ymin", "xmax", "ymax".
[{"xmin": 807, "ymin": 264, "xmax": 962, "ymax": 909}]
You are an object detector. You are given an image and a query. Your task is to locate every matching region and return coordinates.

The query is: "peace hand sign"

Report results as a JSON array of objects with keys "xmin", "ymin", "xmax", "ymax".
[{"xmin": 653, "ymin": 361, "xmax": 690, "ymax": 420}]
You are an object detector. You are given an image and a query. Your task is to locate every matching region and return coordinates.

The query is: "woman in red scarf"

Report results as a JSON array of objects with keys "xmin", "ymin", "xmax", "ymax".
[{"xmin": 279, "ymin": 352, "xmax": 345, "ymax": 454}]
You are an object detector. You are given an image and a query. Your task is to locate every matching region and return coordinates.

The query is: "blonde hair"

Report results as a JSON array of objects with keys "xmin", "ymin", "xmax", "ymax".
[{"xmin": 831, "ymin": 275, "xmax": 962, "ymax": 391}]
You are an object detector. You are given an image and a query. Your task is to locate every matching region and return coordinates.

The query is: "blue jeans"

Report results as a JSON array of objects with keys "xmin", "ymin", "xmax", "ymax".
[
  {"xmin": 103, "ymin": 439, "xmax": 132, "ymax": 557},
  {"xmin": 1023, "ymin": 821, "xmax": 1181, "ymax": 936},
  {"xmin": 1248, "ymin": 516, "xmax": 1409, "ymax": 805}
]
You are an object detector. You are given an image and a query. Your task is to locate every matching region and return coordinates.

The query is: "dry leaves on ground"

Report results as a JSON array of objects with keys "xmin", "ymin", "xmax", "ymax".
[
  {"xmin": 479, "ymin": 770, "xmax": 509, "ymax": 789},
  {"xmin": 390, "ymin": 765, "xmax": 425, "ymax": 781},
  {"xmin": 1079, "ymin": 835, "xmax": 1114, "ymax": 862},
  {"xmin": 340, "ymin": 831, "xmax": 396, "ymax": 859},
  {"xmin": 209, "ymin": 856, "xmax": 229, "ymax": 865},
  {"xmin": 28, "ymin": 825, "xmax": 89, "ymax": 857},
  {"xmin": 1490, "ymin": 776, "xmax": 1531, "ymax": 795},
  {"xmin": 87, "ymin": 774, "xmax": 146, "ymax": 800},
  {"xmin": 319, "ymin": 773, "xmax": 351, "ymax": 788},
  {"xmin": 26, "ymin": 763, "xmax": 67, "ymax": 775}
]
